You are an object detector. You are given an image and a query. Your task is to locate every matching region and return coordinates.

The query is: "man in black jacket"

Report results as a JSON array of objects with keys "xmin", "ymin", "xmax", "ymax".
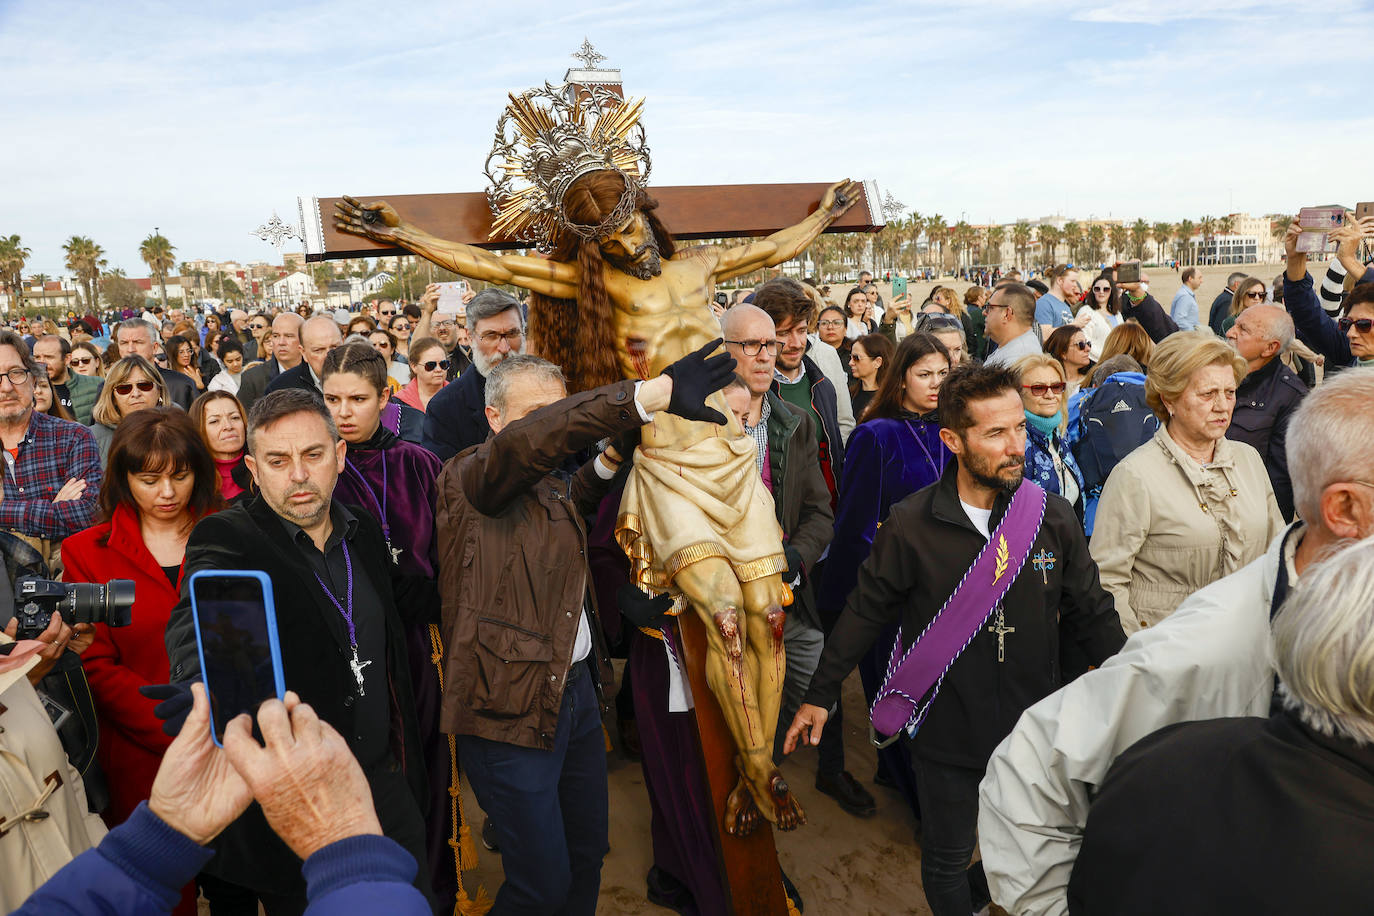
[
  {"xmin": 161, "ymin": 389, "xmax": 434, "ymax": 913},
  {"xmin": 785, "ymin": 364, "xmax": 1124, "ymax": 916},
  {"xmin": 1117, "ymin": 270, "xmax": 1178, "ymax": 342},
  {"xmin": 422, "ymin": 289, "xmax": 524, "ymax": 461},
  {"xmin": 1208, "ymin": 270, "xmax": 1248, "ymax": 335},
  {"xmin": 266, "ymin": 315, "xmax": 341, "ymax": 398},
  {"xmin": 236, "ymin": 313, "xmax": 303, "ymax": 411},
  {"xmin": 1225, "ymin": 304, "xmax": 1307, "ymax": 520}
]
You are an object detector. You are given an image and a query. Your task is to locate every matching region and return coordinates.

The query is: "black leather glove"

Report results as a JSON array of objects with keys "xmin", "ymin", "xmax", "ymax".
[
  {"xmin": 616, "ymin": 584, "xmax": 675, "ymax": 630},
  {"xmin": 660, "ymin": 338, "xmax": 737, "ymax": 425},
  {"xmin": 139, "ymin": 682, "xmax": 193, "ymax": 737},
  {"xmin": 783, "ymin": 546, "xmax": 804, "ymax": 583}
]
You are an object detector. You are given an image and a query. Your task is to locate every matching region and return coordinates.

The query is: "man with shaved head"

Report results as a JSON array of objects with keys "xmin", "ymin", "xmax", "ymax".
[
  {"xmin": 266, "ymin": 314, "xmax": 343, "ymax": 397},
  {"xmin": 1226, "ymin": 303, "xmax": 1308, "ymax": 520}
]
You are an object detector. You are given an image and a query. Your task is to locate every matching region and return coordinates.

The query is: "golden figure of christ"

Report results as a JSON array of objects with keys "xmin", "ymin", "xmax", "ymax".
[{"xmin": 335, "ymin": 175, "xmax": 860, "ymax": 834}]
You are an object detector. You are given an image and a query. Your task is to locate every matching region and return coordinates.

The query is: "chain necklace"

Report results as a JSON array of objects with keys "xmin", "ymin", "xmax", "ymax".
[
  {"xmin": 312, "ymin": 541, "xmax": 372, "ymax": 695},
  {"xmin": 344, "ymin": 449, "xmax": 402, "ymax": 565}
]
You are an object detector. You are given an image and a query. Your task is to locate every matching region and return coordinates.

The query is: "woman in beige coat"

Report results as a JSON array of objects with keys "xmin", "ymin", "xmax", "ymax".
[{"xmin": 1091, "ymin": 331, "xmax": 1284, "ymax": 634}]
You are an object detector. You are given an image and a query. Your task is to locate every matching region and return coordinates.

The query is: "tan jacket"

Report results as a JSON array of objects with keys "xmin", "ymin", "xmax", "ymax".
[
  {"xmin": 0, "ymin": 640, "xmax": 107, "ymax": 911},
  {"xmin": 1091, "ymin": 426, "xmax": 1284, "ymax": 633}
]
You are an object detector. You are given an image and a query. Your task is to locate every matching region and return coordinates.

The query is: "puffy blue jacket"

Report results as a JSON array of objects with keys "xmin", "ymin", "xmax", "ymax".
[{"xmin": 13, "ymin": 802, "xmax": 429, "ymax": 916}]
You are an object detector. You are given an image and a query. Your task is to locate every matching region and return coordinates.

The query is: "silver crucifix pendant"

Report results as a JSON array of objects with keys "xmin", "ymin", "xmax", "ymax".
[
  {"xmin": 387, "ymin": 540, "xmax": 402, "ymax": 566},
  {"xmin": 988, "ymin": 607, "xmax": 1015, "ymax": 663},
  {"xmin": 349, "ymin": 647, "xmax": 373, "ymax": 695}
]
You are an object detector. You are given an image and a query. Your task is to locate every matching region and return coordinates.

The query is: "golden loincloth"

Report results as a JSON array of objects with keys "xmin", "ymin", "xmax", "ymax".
[{"xmin": 616, "ymin": 435, "xmax": 787, "ymax": 593}]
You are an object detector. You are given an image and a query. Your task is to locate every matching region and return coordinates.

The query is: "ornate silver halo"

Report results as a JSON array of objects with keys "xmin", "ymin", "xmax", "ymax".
[{"xmin": 484, "ymin": 81, "xmax": 651, "ymax": 251}]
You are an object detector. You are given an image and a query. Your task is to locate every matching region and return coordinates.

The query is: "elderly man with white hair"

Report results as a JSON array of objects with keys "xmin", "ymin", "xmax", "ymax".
[
  {"xmin": 1225, "ymin": 304, "xmax": 1308, "ymax": 521},
  {"xmin": 1066, "ymin": 534, "xmax": 1374, "ymax": 914},
  {"xmin": 977, "ymin": 367, "xmax": 1374, "ymax": 916}
]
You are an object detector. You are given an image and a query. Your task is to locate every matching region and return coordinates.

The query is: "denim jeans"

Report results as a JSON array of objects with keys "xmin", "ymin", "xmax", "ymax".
[
  {"xmin": 458, "ymin": 665, "xmax": 609, "ymax": 916},
  {"xmin": 913, "ymin": 755, "xmax": 984, "ymax": 916}
]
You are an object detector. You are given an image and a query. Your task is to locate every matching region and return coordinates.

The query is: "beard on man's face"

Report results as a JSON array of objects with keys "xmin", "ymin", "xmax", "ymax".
[
  {"xmin": 962, "ymin": 444, "xmax": 1025, "ymax": 495},
  {"xmin": 603, "ymin": 240, "xmax": 663, "ymax": 280}
]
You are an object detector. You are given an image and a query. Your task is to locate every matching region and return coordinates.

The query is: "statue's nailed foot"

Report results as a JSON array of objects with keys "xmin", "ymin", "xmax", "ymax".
[
  {"xmin": 768, "ymin": 772, "xmax": 806, "ymax": 831},
  {"xmin": 724, "ymin": 777, "xmax": 763, "ymax": 837},
  {"xmin": 725, "ymin": 760, "xmax": 807, "ymax": 836}
]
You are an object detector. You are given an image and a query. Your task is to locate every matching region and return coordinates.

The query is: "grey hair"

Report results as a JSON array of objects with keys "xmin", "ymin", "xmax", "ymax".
[
  {"xmin": 0, "ymin": 329, "xmax": 42, "ymax": 377},
  {"xmin": 466, "ymin": 289, "xmax": 523, "ymax": 327},
  {"xmin": 1273, "ymin": 535, "xmax": 1374, "ymax": 746},
  {"xmin": 117, "ymin": 317, "xmax": 157, "ymax": 341},
  {"xmin": 484, "ymin": 353, "xmax": 565, "ymax": 414},
  {"xmin": 1286, "ymin": 368, "xmax": 1374, "ymax": 526},
  {"xmin": 1226, "ymin": 271, "xmax": 1249, "ymax": 290},
  {"xmin": 246, "ymin": 388, "xmax": 337, "ymax": 455},
  {"xmin": 1250, "ymin": 305, "xmax": 1294, "ymax": 354}
]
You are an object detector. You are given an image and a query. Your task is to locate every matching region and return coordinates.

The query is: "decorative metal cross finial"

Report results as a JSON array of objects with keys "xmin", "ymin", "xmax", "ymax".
[
  {"xmin": 573, "ymin": 38, "xmax": 607, "ymax": 69},
  {"xmin": 881, "ymin": 191, "xmax": 906, "ymax": 221},
  {"xmin": 251, "ymin": 211, "xmax": 302, "ymax": 250}
]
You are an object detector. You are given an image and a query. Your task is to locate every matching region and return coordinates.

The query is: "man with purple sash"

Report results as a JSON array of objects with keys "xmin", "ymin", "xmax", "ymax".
[{"xmin": 786, "ymin": 364, "xmax": 1124, "ymax": 916}]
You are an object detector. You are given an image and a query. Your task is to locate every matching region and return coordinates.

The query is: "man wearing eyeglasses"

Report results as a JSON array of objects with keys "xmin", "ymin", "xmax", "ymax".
[
  {"xmin": 0, "ymin": 330, "xmax": 101, "ymax": 542},
  {"xmin": 983, "ymin": 283, "xmax": 1044, "ymax": 370},
  {"xmin": 32, "ymin": 335, "xmax": 101, "ymax": 425},
  {"xmin": 423, "ymin": 289, "xmax": 526, "ymax": 461}
]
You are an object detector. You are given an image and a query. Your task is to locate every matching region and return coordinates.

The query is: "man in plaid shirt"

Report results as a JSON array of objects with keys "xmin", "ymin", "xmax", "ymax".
[{"xmin": 0, "ymin": 330, "xmax": 100, "ymax": 541}]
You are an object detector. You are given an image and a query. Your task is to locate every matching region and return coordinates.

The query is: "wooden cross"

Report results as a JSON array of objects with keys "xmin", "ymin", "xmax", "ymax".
[{"xmin": 988, "ymin": 607, "xmax": 1015, "ymax": 663}]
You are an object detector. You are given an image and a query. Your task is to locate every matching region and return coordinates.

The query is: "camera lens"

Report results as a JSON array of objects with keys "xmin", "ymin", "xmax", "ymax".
[{"xmin": 63, "ymin": 579, "xmax": 136, "ymax": 627}]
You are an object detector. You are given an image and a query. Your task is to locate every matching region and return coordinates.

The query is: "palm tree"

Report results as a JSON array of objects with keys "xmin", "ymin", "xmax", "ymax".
[
  {"xmin": 1086, "ymin": 224, "xmax": 1107, "ymax": 266},
  {"xmin": 1271, "ymin": 215, "xmax": 1293, "ymax": 245},
  {"xmin": 1038, "ymin": 226, "xmax": 1062, "ymax": 267},
  {"xmin": 984, "ymin": 225, "xmax": 1007, "ymax": 266},
  {"xmin": 64, "ymin": 235, "xmax": 107, "ymax": 312},
  {"xmin": 0, "ymin": 235, "xmax": 32, "ymax": 313},
  {"xmin": 139, "ymin": 232, "xmax": 176, "ymax": 309},
  {"xmin": 951, "ymin": 221, "xmax": 976, "ymax": 271},
  {"xmin": 1176, "ymin": 219, "xmax": 1197, "ymax": 265},
  {"xmin": 1129, "ymin": 220, "xmax": 1149, "ymax": 260},
  {"xmin": 926, "ymin": 214, "xmax": 948, "ymax": 274},
  {"xmin": 1151, "ymin": 222, "xmax": 1173, "ymax": 263},
  {"xmin": 1061, "ymin": 221, "xmax": 1081, "ymax": 265},
  {"xmin": 1198, "ymin": 215, "xmax": 1217, "ymax": 265},
  {"xmin": 1108, "ymin": 225, "xmax": 1129, "ymax": 262},
  {"xmin": 1011, "ymin": 221, "xmax": 1032, "ymax": 269}
]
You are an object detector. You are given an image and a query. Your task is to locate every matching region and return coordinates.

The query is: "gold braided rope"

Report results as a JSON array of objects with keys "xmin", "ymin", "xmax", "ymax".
[{"xmin": 429, "ymin": 623, "xmax": 493, "ymax": 916}]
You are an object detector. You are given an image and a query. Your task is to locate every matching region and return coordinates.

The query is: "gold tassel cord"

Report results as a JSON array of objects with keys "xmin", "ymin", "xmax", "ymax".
[{"xmin": 429, "ymin": 623, "xmax": 493, "ymax": 916}]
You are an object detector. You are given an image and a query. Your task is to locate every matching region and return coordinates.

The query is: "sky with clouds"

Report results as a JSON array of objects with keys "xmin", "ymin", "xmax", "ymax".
[{"xmin": 4, "ymin": 0, "xmax": 1371, "ymax": 276}]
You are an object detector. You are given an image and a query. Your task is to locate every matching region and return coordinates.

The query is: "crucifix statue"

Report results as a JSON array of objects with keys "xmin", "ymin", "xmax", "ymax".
[{"xmin": 334, "ymin": 76, "xmax": 861, "ymax": 838}]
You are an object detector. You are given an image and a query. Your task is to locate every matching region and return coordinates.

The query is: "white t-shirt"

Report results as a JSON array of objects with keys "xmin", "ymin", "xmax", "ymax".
[{"xmin": 961, "ymin": 499, "xmax": 994, "ymax": 541}]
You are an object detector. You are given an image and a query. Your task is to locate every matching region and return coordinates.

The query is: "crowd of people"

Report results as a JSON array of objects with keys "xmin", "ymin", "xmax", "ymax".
[{"xmin": 1, "ymin": 210, "xmax": 1373, "ymax": 916}]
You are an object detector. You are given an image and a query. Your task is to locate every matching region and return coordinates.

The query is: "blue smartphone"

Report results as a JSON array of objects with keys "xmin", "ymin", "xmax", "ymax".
[{"xmin": 189, "ymin": 570, "xmax": 286, "ymax": 747}]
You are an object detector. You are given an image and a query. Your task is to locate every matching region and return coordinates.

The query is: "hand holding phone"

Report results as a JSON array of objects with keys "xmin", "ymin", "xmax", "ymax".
[
  {"xmin": 1296, "ymin": 207, "xmax": 1346, "ymax": 254},
  {"xmin": 189, "ymin": 571, "xmax": 286, "ymax": 747}
]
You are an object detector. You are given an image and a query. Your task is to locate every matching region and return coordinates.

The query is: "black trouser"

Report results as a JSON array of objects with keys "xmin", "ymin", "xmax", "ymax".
[{"xmin": 913, "ymin": 754, "xmax": 987, "ymax": 916}]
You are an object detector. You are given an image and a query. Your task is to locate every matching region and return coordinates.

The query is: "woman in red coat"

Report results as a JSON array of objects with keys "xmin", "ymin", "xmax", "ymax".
[{"xmin": 61, "ymin": 407, "xmax": 221, "ymax": 916}]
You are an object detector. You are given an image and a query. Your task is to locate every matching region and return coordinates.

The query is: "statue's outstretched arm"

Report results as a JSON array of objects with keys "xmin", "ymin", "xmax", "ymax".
[
  {"xmin": 334, "ymin": 196, "xmax": 579, "ymax": 298},
  {"xmin": 711, "ymin": 179, "xmax": 861, "ymax": 283}
]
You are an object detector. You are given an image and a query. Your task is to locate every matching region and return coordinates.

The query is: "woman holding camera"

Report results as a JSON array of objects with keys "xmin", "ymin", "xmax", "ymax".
[{"xmin": 61, "ymin": 408, "xmax": 221, "ymax": 916}]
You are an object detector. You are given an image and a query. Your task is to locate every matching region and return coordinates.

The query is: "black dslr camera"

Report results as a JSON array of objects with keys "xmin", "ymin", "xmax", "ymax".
[{"xmin": 13, "ymin": 575, "xmax": 135, "ymax": 639}]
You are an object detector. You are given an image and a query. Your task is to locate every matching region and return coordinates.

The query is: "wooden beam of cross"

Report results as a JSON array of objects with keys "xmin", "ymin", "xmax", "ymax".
[{"xmin": 299, "ymin": 180, "xmax": 885, "ymax": 261}]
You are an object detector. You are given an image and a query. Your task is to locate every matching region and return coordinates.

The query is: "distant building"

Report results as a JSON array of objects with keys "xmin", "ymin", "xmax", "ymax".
[
  {"xmin": 268, "ymin": 271, "xmax": 315, "ymax": 304},
  {"xmin": 361, "ymin": 272, "xmax": 393, "ymax": 295}
]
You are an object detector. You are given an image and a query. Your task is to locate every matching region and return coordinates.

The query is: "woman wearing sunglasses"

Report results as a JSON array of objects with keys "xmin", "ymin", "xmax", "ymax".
[
  {"xmin": 1091, "ymin": 332, "xmax": 1283, "ymax": 635},
  {"xmin": 71, "ymin": 341, "xmax": 104, "ymax": 378},
  {"xmin": 395, "ymin": 336, "xmax": 449, "ymax": 413},
  {"xmin": 1014, "ymin": 354, "xmax": 1084, "ymax": 520},
  {"xmin": 1044, "ymin": 325, "xmax": 1095, "ymax": 399},
  {"xmin": 1220, "ymin": 277, "xmax": 1268, "ymax": 336},
  {"xmin": 1076, "ymin": 273, "xmax": 1122, "ymax": 360},
  {"xmin": 88, "ymin": 356, "xmax": 168, "ymax": 467}
]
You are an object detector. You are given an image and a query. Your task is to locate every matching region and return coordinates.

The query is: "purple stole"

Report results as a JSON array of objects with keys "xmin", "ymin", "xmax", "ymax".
[{"xmin": 869, "ymin": 479, "xmax": 1047, "ymax": 740}]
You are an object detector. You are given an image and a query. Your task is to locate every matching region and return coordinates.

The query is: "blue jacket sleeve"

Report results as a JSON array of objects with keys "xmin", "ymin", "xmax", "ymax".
[
  {"xmin": 12, "ymin": 802, "xmax": 211, "ymax": 916},
  {"xmin": 1284, "ymin": 271, "xmax": 1352, "ymax": 364},
  {"xmin": 302, "ymin": 834, "xmax": 429, "ymax": 915},
  {"xmin": 421, "ymin": 393, "xmax": 460, "ymax": 462},
  {"xmin": 814, "ymin": 424, "xmax": 883, "ymax": 621}
]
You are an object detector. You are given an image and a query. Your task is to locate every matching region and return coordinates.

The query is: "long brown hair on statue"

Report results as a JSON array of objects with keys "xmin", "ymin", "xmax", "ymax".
[{"xmin": 527, "ymin": 169, "xmax": 677, "ymax": 393}]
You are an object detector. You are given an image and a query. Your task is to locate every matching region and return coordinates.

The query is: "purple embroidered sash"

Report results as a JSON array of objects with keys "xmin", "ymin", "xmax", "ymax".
[{"xmin": 870, "ymin": 479, "xmax": 1047, "ymax": 741}]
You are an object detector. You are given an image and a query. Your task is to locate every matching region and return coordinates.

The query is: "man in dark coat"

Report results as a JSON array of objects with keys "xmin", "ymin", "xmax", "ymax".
[
  {"xmin": 160, "ymin": 389, "xmax": 433, "ymax": 912},
  {"xmin": 265, "ymin": 315, "xmax": 341, "ymax": 398},
  {"xmin": 786, "ymin": 364, "xmax": 1125, "ymax": 916},
  {"xmin": 1225, "ymin": 304, "xmax": 1307, "ymax": 520},
  {"xmin": 1068, "ymin": 536, "xmax": 1374, "ymax": 916},
  {"xmin": 114, "ymin": 318, "xmax": 196, "ymax": 409},
  {"xmin": 422, "ymin": 289, "xmax": 524, "ymax": 461},
  {"xmin": 235, "ymin": 313, "xmax": 303, "ymax": 411},
  {"xmin": 1207, "ymin": 270, "xmax": 1247, "ymax": 335}
]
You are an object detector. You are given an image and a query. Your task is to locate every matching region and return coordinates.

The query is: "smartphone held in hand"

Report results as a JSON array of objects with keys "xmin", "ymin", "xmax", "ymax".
[
  {"xmin": 434, "ymin": 280, "xmax": 470, "ymax": 314},
  {"xmin": 189, "ymin": 570, "xmax": 286, "ymax": 747},
  {"xmin": 1296, "ymin": 206, "xmax": 1346, "ymax": 254}
]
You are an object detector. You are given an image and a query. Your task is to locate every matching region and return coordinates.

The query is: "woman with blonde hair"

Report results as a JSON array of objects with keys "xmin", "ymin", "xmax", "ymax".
[
  {"xmin": 88, "ymin": 356, "xmax": 168, "ymax": 466},
  {"xmin": 71, "ymin": 340, "xmax": 104, "ymax": 378},
  {"xmin": 1091, "ymin": 322, "xmax": 1154, "ymax": 385},
  {"xmin": 1013, "ymin": 353, "xmax": 1084, "ymax": 517},
  {"xmin": 1091, "ymin": 331, "xmax": 1284, "ymax": 634}
]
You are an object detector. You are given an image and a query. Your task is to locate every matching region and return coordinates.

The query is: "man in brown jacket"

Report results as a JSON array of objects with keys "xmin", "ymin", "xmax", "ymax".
[{"xmin": 434, "ymin": 345, "xmax": 735, "ymax": 915}]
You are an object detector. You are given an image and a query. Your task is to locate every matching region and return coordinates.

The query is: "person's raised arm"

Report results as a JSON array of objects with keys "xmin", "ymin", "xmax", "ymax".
[
  {"xmin": 713, "ymin": 179, "xmax": 862, "ymax": 282},
  {"xmin": 1284, "ymin": 221, "xmax": 1307, "ymax": 283},
  {"xmin": 334, "ymin": 197, "xmax": 579, "ymax": 299},
  {"xmin": 1334, "ymin": 215, "xmax": 1373, "ymax": 283}
]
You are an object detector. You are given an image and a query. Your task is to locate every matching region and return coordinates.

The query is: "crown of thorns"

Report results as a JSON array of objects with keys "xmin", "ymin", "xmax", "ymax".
[{"xmin": 484, "ymin": 82, "xmax": 652, "ymax": 252}]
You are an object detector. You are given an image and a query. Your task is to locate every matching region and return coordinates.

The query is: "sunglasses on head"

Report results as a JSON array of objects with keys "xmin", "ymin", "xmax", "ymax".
[
  {"xmin": 422, "ymin": 359, "xmax": 451, "ymax": 372},
  {"xmin": 114, "ymin": 380, "xmax": 156, "ymax": 395},
  {"xmin": 1022, "ymin": 382, "xmax": 1066, "ymax": 396},
  {"xmin": 1339, "ymin": 317, "xmax": 1374, "ymax": 334}
]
